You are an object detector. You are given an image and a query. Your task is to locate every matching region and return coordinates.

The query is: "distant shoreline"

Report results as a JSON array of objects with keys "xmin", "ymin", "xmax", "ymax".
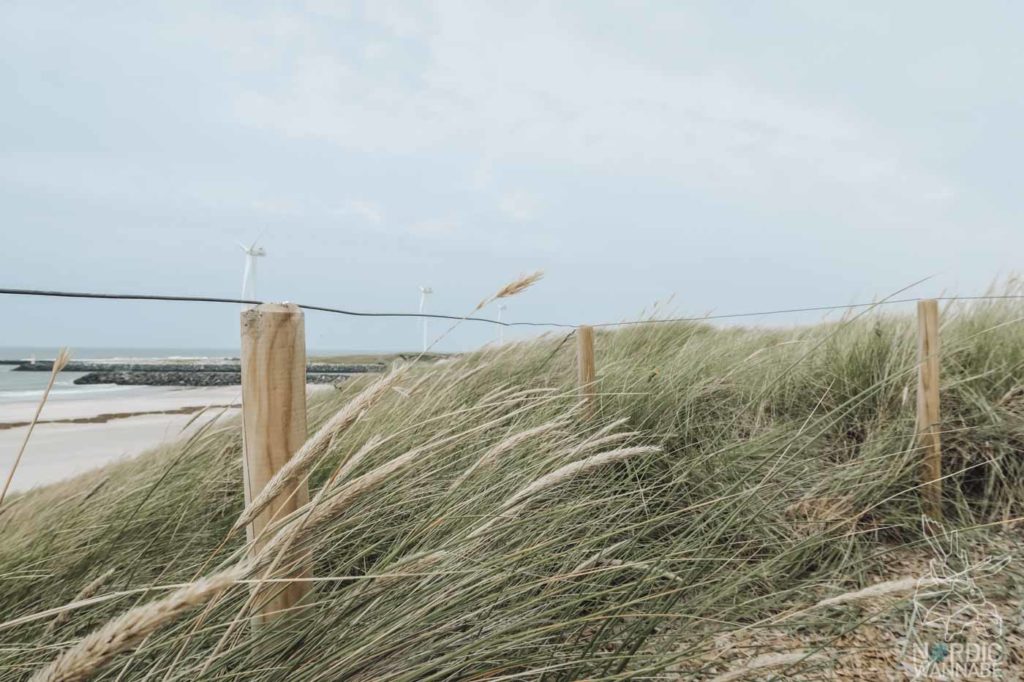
[
  {"xmin": 0, "ymin": 352, "xmax": 447, "ymax": 387},
  {"xmin": 0, "ymin": 385, "xmax": 247, "ymax": 492},
  {"xmin": 0, "ymin": 402, "xmax": 240, "ymax": 430}
]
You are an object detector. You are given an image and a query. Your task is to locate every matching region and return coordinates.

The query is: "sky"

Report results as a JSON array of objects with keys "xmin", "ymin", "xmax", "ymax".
[{"xmin": 2, "ymin": 1, "xmax": 1022, "ymax": 352}]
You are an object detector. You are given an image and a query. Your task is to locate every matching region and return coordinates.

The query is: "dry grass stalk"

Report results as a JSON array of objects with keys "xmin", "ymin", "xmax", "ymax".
[
  {"xmin": 499, "ymin": 445, "xmax": 659, "ymax": 511},
  {"xmin": 1, "ymin": 348, "xmax": 71, "ymax": 505},
  {"xmin": 467, "ymin": 445, "xmax": 659, "ymax": 540},
  {"xmin": 492, "ymin": 271, "xmax": 543, "ymax": 300},
  {"xmin": 350, "ymin": 550, "xmax": 458, "ymax": 629},
  {"xmin": 810, "ymin": 575, "xmax": 956, "ymax": 610},
  {"xmin": 571, "ymin": 431, "xmax": 638, "ymax": 456},
  {"xmin": 45, "ymin": 568, "xmax": 116, "ymax": 635},
  {"xmin": 475, "ymin": 271, "xmax": 544, "ymax": 312},
  {"xmin": 415, "ymin": 273, "xmax": 543, "ymax": 356},
  {"xmin": 241, "ymin": 438, "xmax": 390, "ymax": 590},
  {"xmin": 199, "ymin": 415, "xmax": 522, "ymax": 674},
  {"xmin": 708, "ymin": 651, "xmax": 825, "ymax": 682},
  {"xmin": 569, "ymin": 539, "xmax": 631, "ymax": 575},
  {"xmin": 19, "ymin": 293, "xmax": 1024, "ymax": 680},
  {"xmin": 565, "ymin": 417, "xmax": 631, "ymax": 457},
  {"xmin": 330, "ymin": 435, "xmax": 386, "ymax": 487},
  {"xmin": 602, "ymin": 558, "xmax": 684, "ymax": 583},
  {"xmin": 747, "ymin": 574, "xmax": 964, "ymax": 636},
  {"xmin": 235, "ymin": 366, "xmax": 405, "ymax": 530},
  {"xmin": 250, "ymin": 442, "xmax": 429, "ymax": 576},
  {"xmin": 273, "ymin": 444, "xmax": 429, "ymax": 549},
  {"xmin": 370, "ymin": 550, "xmax": 449, "ymax": 589},
  {"xmin": 30, "ymin": 564, "xmax": 247, "ymax": 682},
  {"xmin": 260, "ymin": 401, "xmax": 559, "ymax": 557},
  {"xmin": 336, "ymin": 550, "xmax": 452, "ymax": 618},
  {"xmin": 447, "ymin": 418, "xmax": 567, "ymax": 493}
]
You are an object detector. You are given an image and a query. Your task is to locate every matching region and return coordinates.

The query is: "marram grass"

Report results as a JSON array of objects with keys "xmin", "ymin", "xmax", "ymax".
[{"xmin": 2, "ymin": 295, "xmax": 1024, "ymax": 679}]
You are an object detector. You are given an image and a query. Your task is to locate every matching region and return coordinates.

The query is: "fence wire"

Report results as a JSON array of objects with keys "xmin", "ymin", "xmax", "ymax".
[{"xmin": 1, "ymin": 286, "xmax": 1024, "ymax": 331}]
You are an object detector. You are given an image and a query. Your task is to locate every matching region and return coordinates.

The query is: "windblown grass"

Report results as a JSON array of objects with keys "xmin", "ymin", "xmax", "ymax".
[
  {"xmin": 0, "ymin": 347, "xmax": 70, "ymax": 505},
  {"xmin": 2, "ymin": 293, "xmax": 1024, "ymax": 679}
]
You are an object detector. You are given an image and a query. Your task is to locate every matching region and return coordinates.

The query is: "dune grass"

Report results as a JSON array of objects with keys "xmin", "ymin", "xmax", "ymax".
[{"xmin": 2, "ymin": 295, "xmax": 1024, "ymax": 679}]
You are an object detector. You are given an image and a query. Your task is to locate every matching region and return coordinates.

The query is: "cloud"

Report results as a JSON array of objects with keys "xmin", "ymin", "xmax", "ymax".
[
  {"xmin": 337, "ymin": 199, "xmax": 384, "ymax": 224},
  {"xmin": 409, "ymin": 218, "xmax": 459, "ymax": 236},
  {"xmin": 498, "ymin": 191, "xmax": 538, "ymax": 222},
  {"xmin": 222, "ymin": 1, "xmax": 953, "ymax": 226}
]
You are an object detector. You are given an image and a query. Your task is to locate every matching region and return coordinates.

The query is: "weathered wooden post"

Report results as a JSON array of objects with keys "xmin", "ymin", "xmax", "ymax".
[
  {"xmin": 240, "ymin": 303, "xmax": 311, "ymax": 624},
  {"xmin": 577, "ymin": 325, "xmax": 597, "ymax": 418},
  {"xmin": 916, "ymin": 299, "xmax": 942, "ymax": 521}
]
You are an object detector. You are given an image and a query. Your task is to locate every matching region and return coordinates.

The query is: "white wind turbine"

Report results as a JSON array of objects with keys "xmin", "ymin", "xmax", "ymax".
[
  {"xmin": 419, "ymin": 285, "xmax": 433, "ymax": 352},
  {"xmin": 239, "ymin": 238, "xmax": 266, "ymax": 306},
  {"xmin": 497, "ymin": 303, "xmax": 508, "ymax": 344}
]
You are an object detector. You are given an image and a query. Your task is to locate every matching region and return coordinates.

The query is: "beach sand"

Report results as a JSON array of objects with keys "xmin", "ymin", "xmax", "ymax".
[{"xmin": 0, "ymin": 387, "xmax": 243, "ymax": 493}]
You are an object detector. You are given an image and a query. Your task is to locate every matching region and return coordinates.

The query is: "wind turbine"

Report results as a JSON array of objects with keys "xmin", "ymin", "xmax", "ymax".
[
  {"xmin": 239, "ymin": 239, "xmax": 266, "ymax": 305},
  {"xmin": 419, "ymin": 285, "xmax": 433, "ymax": 352},
  {"xmin": 497, "ymin": 303, "xmax": 508, "ymax": 344}
]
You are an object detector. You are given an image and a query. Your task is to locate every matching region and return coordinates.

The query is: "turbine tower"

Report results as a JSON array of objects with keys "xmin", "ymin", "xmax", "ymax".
[
  {"xmin": 239, "ymin": 239, "xmax": 266, "ymax": 305},
  {"xmin": 419, "ymin": 285, "xmax": 433, "ymax": 352},
  {"xmin": 497, "ymin": 303, "xmax": 508, "ymax": 344}
]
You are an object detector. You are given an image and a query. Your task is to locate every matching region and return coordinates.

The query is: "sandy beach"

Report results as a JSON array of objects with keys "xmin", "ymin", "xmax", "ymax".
[{"xmin": 0, "ymin": 386, "xmax": 242, "ymax": 493}]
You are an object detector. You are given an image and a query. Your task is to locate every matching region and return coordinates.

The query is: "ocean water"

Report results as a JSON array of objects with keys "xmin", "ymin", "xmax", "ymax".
[
  {"xmin": 0, "ymin": 346, "xmax": 360, "ymax": 403},
  {"xmin": 0, "ymin": 367, "xmax": 134, "ymax": 403},
  {"xmin": 0, "ymin": 347, "xmax": 237, "ymax": 404}
]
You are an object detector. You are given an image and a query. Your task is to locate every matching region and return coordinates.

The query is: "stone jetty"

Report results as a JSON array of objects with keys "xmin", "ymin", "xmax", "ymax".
[{"xmin": 4, "ymin": 358, "xmax": 386, "ymax": 387}]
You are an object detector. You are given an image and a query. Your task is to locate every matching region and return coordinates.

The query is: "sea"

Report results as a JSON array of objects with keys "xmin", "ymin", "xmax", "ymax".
[
  {"xmin": 0, "ymin": 346, "xmax": 238, "ymax": 404},
  {"xmin": 0, "ymin": 346, "xmax": 370, "ymax": 404}
]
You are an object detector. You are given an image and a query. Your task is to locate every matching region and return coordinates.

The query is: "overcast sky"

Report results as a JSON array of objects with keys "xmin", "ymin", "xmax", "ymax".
[{"xmin": 2, "ymin": 1, "xmax": 1022, "ymax": 352}]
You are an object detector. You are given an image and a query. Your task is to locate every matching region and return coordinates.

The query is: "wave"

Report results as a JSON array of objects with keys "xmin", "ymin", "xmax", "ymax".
[{"xmin": 0, "ymin": 385, "xmax": 133, "ymax": 401}]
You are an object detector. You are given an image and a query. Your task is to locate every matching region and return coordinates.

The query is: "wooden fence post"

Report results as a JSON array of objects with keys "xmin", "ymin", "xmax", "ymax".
[
  {"xmin": 916, "ymin": 299, "xmax": 942, "ymax": 521},
  {"xmin": 240, "ymin": 303, "xmax": 311, "ymax": 624},
  {"xmin": 577, "ymin": 325, "xmax": 596, "ymax": 417}
]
